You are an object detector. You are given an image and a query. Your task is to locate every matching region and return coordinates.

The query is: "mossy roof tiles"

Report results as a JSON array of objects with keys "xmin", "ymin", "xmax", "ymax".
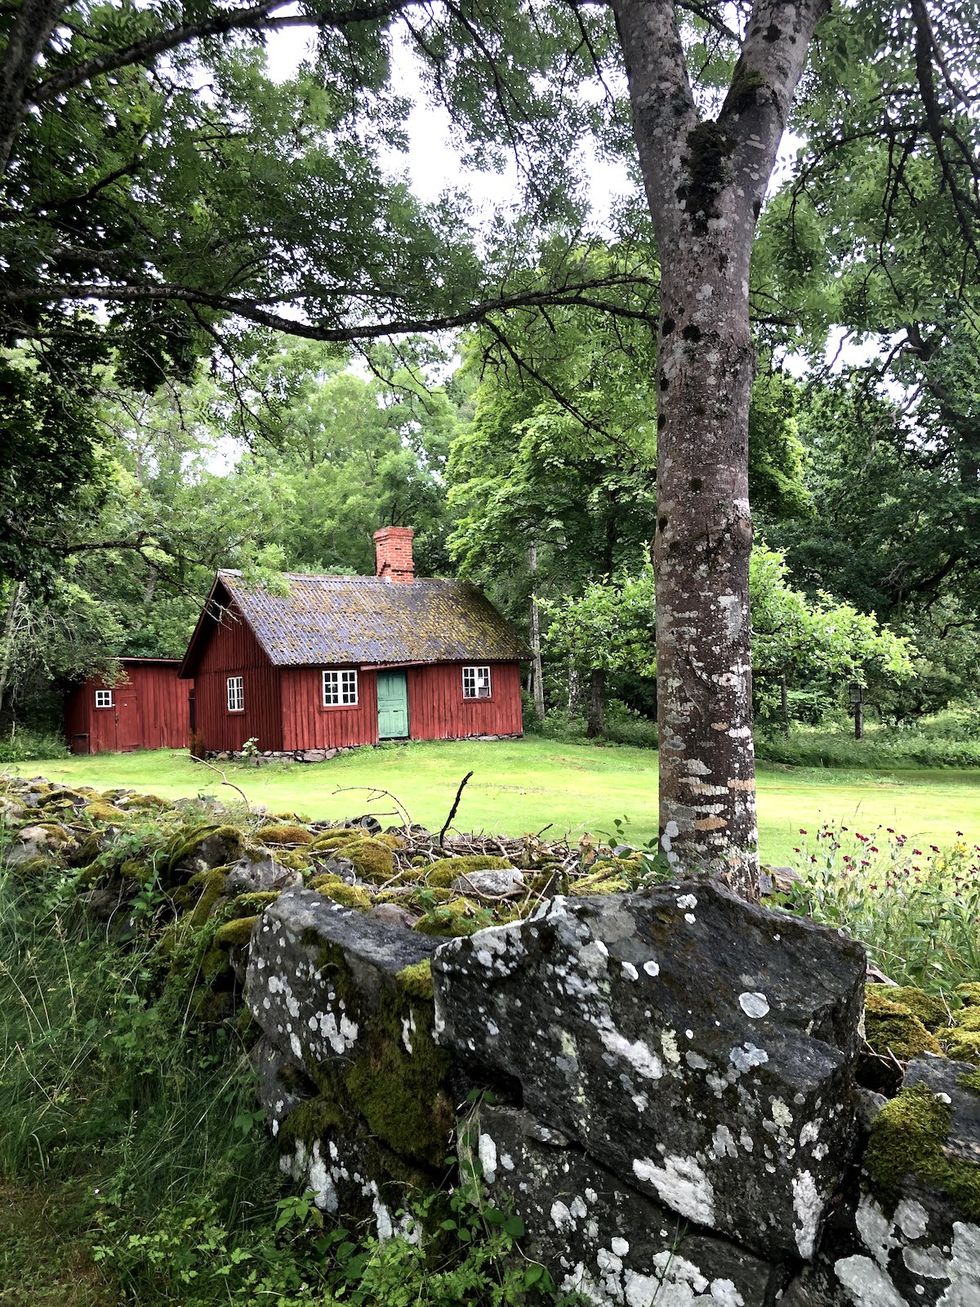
[{"xmin": 187, "ymin": 570, "xmax": 528, "ymax": 669}]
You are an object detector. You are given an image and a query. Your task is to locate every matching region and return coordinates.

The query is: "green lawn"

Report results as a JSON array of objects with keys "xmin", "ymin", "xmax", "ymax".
[{"xmin": 8, "ymin": 738, "xmax": 979, "ymax": 863}]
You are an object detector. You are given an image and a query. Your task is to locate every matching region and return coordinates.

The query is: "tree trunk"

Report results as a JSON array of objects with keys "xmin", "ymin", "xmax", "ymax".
[
  {"xmin": 614, "ymin": 0, "xmax": 828, "ymax": 893},
  {"xmin": 586, "ymin": 668, "xmax": 605, "ymax": 738},
  {"xmin": 529, "ymin": 542, "xmax": 545, "ymax": 720}
]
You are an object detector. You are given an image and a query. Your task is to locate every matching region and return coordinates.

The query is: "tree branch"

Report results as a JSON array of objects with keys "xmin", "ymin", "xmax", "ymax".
[
  {"xmin": 1, "ymin": 273, "xmax": 657, "ymax": 340},
  {"xmin": 29, "ymin": 0, "xmax": 412, "ymax": 106}
]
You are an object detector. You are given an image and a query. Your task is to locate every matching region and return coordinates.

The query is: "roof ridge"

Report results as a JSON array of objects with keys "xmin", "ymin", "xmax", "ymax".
[{"xmin": 222, "ymin": 569, "xmax": 459, "ymax": 585}]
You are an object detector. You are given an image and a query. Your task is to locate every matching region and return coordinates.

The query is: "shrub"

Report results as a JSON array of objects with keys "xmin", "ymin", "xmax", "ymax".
[
  {"xmin": 757, "ymin": 723, "xmax": 980, "ymax": 770},
  {"xmin": 776, "ymin": 825, "xmax": 980, "ymax": 991},
  {"xmin": 0, "ymin": 728, "xmax": 69, "ymax": 763}
]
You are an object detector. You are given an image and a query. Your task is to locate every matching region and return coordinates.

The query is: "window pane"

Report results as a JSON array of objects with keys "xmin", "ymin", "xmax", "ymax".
[{"xmin": 463, "ymin": 665, "xmax": 491, "ymax": 699}]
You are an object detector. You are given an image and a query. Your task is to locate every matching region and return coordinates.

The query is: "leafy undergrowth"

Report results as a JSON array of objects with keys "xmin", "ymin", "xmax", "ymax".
[
  {"xmin": 0, "ymin": 866, "xmax": 577, "ymax": 1306},
  {"xmin": 757, "ymin": 717, "xmax": 980, "ymax": 770},
  {"xmin": 780, "ymin": 824, "xmax": 980, "ymax": 991},
  {"xmin": 0, "ymin": 1180, "xmax": 112, "ymax": 1307}
]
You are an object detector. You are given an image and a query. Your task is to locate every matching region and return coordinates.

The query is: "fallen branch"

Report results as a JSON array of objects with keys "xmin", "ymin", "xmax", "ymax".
[
  {"xmin": 189, "ymin": 754, "xmax": 251, "ymax": 810},
  {"xmin": 439, "ymin": 771, "xmax": 474, "ymax": 848},
  {"xmin": 331, "ymin": 785, "xmax": 412, "ymax": 829}
]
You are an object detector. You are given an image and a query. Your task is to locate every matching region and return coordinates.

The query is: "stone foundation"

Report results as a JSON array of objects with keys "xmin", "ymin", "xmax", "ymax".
[{"xmin": 206, "ymin": 733, "xmax": 524, "ymax": 764}]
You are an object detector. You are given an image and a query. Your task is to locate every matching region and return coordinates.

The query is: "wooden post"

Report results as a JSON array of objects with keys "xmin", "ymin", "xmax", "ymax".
[{"xmin": 849, "ymin": 682, "xmax": 864, "ymax": 740}]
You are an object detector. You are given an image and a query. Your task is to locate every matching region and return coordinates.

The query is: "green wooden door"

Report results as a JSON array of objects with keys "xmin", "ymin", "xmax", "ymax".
[{"xmin": 377, "ymin": 670, "xmax": 409, "ymax": 739}]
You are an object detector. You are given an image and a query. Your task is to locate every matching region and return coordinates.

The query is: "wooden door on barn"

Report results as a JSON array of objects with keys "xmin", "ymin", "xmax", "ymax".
[
  {"xmin": 115, "ymin": 678, "xmax": 142, "ymax": 751},
  {"xmin": 376, "ymin": 670, "xmax": 409, "ymax": 739}
]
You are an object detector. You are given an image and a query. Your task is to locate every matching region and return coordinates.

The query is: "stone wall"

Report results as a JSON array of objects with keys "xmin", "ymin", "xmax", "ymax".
[
  {"xmin": 244, "ymin": 883, "xmax": 980, "ymax": 1306},
  {"xmin": 1, "ymin": 774, "xmax": 977, "ymax": 1304}
]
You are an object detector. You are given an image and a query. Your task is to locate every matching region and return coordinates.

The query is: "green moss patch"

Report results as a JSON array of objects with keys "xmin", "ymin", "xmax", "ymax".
[
  {"xmin": 414, "ymin": 896, "xmax": 493, "ymax": 937},
  {"xmin": 865, "ymin": 1083, "xmax": 980, "ymax": 1221},
  {"xmin": 423, "ymin": 855, "xmax": 513, "ymax": 889},
  {"xmin": 254, "ymin": 823, "xmax": 313, "ymax": 847},
  {"xmin": 186, "ymin": 868, "xmax": 228, "ymax": 929},
  {"xmin": 309, "ymin": 876, "xmax": 372, "ymax": 912},
  {"xmin": 214, "ymin": 916, "xmax": 260, "ymax": 949},
  {"xmin": 862, "ymin": 989, "xmax": 944, "ymax": 1091},
  {"xmin": 396, "ymin": 960, "xmax": 434, "ymax": 1001},
  {"xmin": 340, "ymin": 838, "xmax": 395, "ymax": 884},
  {"xmin": 878, "ymin": 985, "xmax": 949, "ymax": 1033}
]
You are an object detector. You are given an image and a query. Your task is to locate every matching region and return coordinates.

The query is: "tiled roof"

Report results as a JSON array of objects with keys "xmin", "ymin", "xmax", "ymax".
[{"xmin": 197, "ymin": 570, "xmax": 529, "ymax": 668}]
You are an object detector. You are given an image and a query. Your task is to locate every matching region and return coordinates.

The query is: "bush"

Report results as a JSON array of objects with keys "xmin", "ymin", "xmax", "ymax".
[
  {"xmin": 0, "ymin": 727, "xmax": 69, "ymax": 763},
  {"xmin": 776, "ymin": 826, "xmax": 980, "ymax": 991},
  {"xmin": 757, "ymin": 723, "xmax": 980, "ymax": 770}
]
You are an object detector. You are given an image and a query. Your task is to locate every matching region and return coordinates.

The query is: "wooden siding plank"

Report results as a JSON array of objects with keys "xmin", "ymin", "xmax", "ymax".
[{"xmin": 195, "ymin": 607, "xmax": 283, "ymax": 752}]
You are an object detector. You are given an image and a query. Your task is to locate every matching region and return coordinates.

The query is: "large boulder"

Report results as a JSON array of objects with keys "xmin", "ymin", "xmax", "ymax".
[
  {"xmin": 245, "ymin": 889, "xmax": 453, "ymax": 1168},
  {"xmin": 433, "ymin": 880, "xmax": 866, "ymax": 1260},
  {"xmin": 831, "ymin": 1057, "xmax": 980, "ymax": 1307},
  {"xmin": 470, "ymin": 1102, "xmax": 784, "ymax": 1306}
]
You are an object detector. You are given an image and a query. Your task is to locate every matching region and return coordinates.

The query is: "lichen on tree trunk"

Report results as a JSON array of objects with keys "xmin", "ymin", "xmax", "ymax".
[
  {"xmin": 655, "ymin": 264, "xmax": 758, "ymax": 886},
  {"xmin": 613, "ymin": 0, "xmax": 830, "ymax": 893}
]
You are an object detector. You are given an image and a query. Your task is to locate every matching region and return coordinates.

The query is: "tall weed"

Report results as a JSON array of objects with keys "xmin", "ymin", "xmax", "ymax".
[{"xmin": 778, "ymin": 825, "xmax": 980, "ymax": 991}]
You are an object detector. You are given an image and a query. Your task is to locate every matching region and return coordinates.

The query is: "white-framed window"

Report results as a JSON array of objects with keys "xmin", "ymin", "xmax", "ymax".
[
  {"xmin": 323, "ymin": 669, "xmax": 358, "ymax": 707},
  {"xmin": 94, "ymin": 689, "xmax": 113, "ymax": 709},
  {"xmin": 462, "ymin": 665, "xmax": 492, "ymax": 700},
  {"xmin": 226, "ymin": 675, "xmax": 244, "ymax": 712}
]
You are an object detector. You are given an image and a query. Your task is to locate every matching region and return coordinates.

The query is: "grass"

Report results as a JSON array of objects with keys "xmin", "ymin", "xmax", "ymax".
[{"xmin": 8, "ymin": 737, "xmax": 979, "ymax": 863}]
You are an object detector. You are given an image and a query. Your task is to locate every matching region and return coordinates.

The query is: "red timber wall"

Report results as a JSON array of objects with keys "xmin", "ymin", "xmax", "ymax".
[
  {"xmin": 277, "ymin": 661, "xmax": 523, "ymax": 752},
  {"xmin": 407, "ymin": 662, "xmax": 523, "ymax": 740},
  {"xmin": 65, "ymin": 662, "xmax": 189, "ymax": 755},
  {"xmin": 280, "ymin": 667, "xmax": 380, "ymax": 752},
  {"xmin": 193, "ymin": 608, "xmax": 283, "ymax": 753}
]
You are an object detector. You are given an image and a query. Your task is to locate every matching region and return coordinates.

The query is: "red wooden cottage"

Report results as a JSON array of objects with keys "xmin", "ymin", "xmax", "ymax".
[
  {"xmin": 178, "ymin": 528, "xmax": 528, "ymax": 757},
  {"xmin": 64, "ymin": 658, "xmax": 190, "ymax": 754}
]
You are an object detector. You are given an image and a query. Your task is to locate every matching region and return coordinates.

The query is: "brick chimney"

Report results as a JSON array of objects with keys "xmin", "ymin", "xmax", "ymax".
[{"xmin": 374, "ymin": 526, "xmax": 415, "ymax": 583}]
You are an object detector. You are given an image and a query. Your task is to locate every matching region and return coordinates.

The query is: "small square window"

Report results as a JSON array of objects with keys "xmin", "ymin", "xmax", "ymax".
[
  {"xmin": 462, "ymin": 665, "xmax": 492, "ymax": 700},
  {"xmin": 323, "ymin": 669, "xmax": 358, "ymax": 706},
  {"xmin": 226, "ymin": 676, "xmax": 244, "ymax": 712},
  {"xmin": 95, "ymin": 689, "xmax": 113, "ymax": 709}
]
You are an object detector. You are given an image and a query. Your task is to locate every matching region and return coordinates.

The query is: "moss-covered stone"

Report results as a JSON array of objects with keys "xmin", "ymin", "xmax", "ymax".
[
  {"xmin": 396, "ymin": 960, "xmax": 434, "ymax": 1001},
  {"xmin": 944, "ymin": 1028, "xmax": 980, "ymax": 1063},
  {"xmin": 865, "ymin": 1083, "xmax": 980, "ymax": 1221},
  {"xmin": 414, "ymin": 896, "xmax": 490, "ymax": 937},
  {"xmin": 573, "ymin": 867, "xmax": 631, "ymax": 896},
  {"xmin": 374, "ymin": 832, "xmax": 406, "ymax": 850},
  {"xmin": 83, "ymin": 801, "xmax": 128, "ymax": 823},
  {"xmin": 344, "ymin": 1004, "xmax": 454, "ymax": 1169},
  {"xmin": 277, "ymin": 1094, "xmax": 347, "ymax": 1145},
  {"xmin": 117, "ymin": 793, "xmax": 166, "ymax": 810},
  {"xmin": 166, "ymin": 824, "xmax": 245, "ymax": 877},
  {"xmin": 254, "ymin": 823, "xmax": 313, "ymax": 847},
  {"xmin": 341, "ymin": 838, "xmax": 395, "ymax": 884},
  {"xmin": 214, "ymin": 915, "xmax": 260, "ymax": 949},
  {"xmin": 187, "ymin": 867, "xmax": 228, "ymax": 928},
  {"xmin": 862, "ymin": 989, "xmax": 944, "ymax": 1091},
  {"xmin": 227, "ymin": 890, "xmax": 281, "ymax": 915},
  {"xmin": 875, "ymin": 985, "xmax": 949, "ymax": 1033},
  {"xmin": 423, "ymin": 855, "xmax": 513, "ymax": 890},
  {"xmin": 955, "ymin": 982, "xmax": 980, "ymax": 1008},
  {"xmin": 308, "ymin": 829, "xmax": 364, "ymax": 852},
  {"xmin": 309, "ymin": 875, "xmax": 372, "ymax": 912}
]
